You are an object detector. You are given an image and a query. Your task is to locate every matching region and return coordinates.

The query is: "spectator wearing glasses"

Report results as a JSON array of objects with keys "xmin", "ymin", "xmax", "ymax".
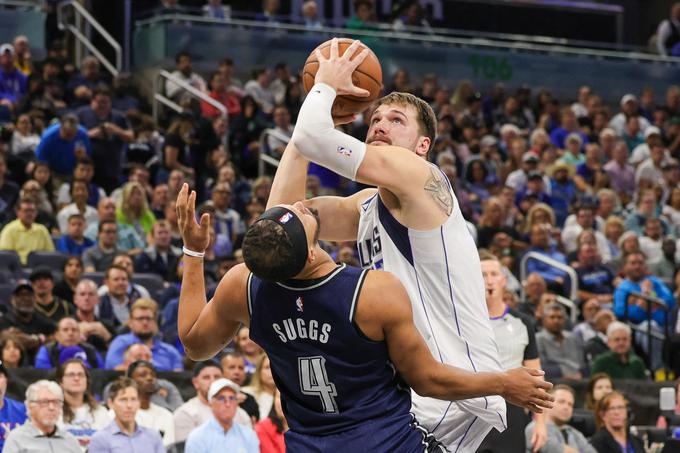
[
  {"xmin": 185, "ymin": 378, "xmax": 259, "ymax": 453},
  {"xmin": 590, "ymin": 391, "xmax": 644, "ymax": 453},
  {"xmin": 56, "ymin": 359, "xmax": 111, "ymax": 447},
  {"xmin": 82, "ymin": 220, "xmax": 120, "ymax": 273},
  {"xmin": 105, "ymin": 298, "xmax": 183, "ymax": 372},
  {"xmin": 3, "ymin": 380, "xmax": 80, "ymax": 453}
]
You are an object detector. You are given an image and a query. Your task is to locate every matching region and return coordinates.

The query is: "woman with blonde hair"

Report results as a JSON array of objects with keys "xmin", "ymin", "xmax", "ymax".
[
  {"xmin": 603, "ymin": 216, "xmax": 625, "ymax": 259},
  {"xmin": 522, "ymin": 203, "xmax": 557, "ymax": 241},
  {"xmin": 116, "ymin": 181, "xmax": 156, "ymax": 237},
  {"xmin": 242, "ymin": 354, "xmax": 276, "ymax": 421}
]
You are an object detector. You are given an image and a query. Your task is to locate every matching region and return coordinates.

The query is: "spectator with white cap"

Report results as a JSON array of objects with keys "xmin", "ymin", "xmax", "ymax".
[
  {"xmin": 185, "ymin": 377, "xmax": 259, "ymax": 453},
  {"xmin": 630, "ymin": 125, "xmax": 664, "ymax": 165},
  {"xmin": 505, "ymin": 151, "xmax": 540, "ymax": 191},
  {"xmin": 609, "ymin": 94, "xmax": 651, "ymax": 137},
  {"xmin": 0, "ymin": 43, "xmax": 28, "ymax": 112}
]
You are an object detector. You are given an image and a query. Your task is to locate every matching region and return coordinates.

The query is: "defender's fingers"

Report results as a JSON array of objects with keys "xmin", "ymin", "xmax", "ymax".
[
  {"xmin": 187, "ymin": 190, "xmax": 197, "ymax": 223},
  {"xmin": 329, "ymin": 37, "xmax": 339, "ymax": 59},
  {"xmin": 526, "ymin": 368, "xmax": 545, "ymax": 377},
  {"xmin": 199, "ymin": 212, "xmax": 211, "ymax": 234},
  {"xmin": 536, "ymin": 380, "xmax": 553, "ymax": 392}
]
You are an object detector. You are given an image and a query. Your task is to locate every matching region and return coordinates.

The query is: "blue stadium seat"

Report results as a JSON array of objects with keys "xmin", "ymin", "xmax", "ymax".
[
  {"xmin": 0, "ymin": 251, "xmax": 23, "ymax": 280},
  {"xmin": 26, "ymin": 251, "xmax": 68, "ymax": 271},
  {"xmin": 132, "ymin": 273, "xmax": 166, "ymax": 297},
  {"xmin": 0, "ymin": 283, "xmax": 15, "ymax": 307},
  {"xmin": 82, "ymin": 272, "xmax": 105, "ymax": 286}
]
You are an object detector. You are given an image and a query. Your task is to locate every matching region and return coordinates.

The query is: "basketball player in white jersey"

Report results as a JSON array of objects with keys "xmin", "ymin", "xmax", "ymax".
[{"xmin": 267, "ymin": 38, "xmax": 525, "ymax": 451}]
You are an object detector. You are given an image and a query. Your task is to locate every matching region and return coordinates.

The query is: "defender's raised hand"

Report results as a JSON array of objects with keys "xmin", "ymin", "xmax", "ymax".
[
  {"xmin": 314, "ymin": 38, "xmax": 371, "ymax": 98},
  {"xmin": 176, "ymin": 183, "xmax": 211, "ymax": 253},
  {"xmin": 502, "ymin": 368, "xmax": 554, "ymax": 413}
]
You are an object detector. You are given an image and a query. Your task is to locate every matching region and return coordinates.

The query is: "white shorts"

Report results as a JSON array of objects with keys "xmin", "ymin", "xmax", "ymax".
[{"xmin": 412, "ymin": 392, "xmax": 507, "ymax": 453}]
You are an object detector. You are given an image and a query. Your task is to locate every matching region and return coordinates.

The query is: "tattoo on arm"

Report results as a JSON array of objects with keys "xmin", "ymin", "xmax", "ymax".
[{"xmin": 423, "ymin": 169, "xmax": 453, "ymax": 216}]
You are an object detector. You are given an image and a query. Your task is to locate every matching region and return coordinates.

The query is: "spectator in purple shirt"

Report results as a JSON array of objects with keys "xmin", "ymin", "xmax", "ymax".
[
  {"xmin": 550, "ymin": 107, "xmax": 588, "ymax": 149},
  {"xmin": 604, "ymin": 140, "xmax": 635, "ymax": 204}
]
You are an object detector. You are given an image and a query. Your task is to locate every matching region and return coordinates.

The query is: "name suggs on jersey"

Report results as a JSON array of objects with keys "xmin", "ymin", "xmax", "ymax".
[{"xmin": 273, "ymin": 318, "xmax": 331, "ymax": 344}]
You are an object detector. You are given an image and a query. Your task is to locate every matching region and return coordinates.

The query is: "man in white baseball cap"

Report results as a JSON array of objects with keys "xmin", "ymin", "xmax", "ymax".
[
  {"xmin": 609, "ymin": 93, "xmax": 651, "ymax": 136},
  {"xmin": 185, "ymin": 378, "xmax": 259, "ymax": 452}
]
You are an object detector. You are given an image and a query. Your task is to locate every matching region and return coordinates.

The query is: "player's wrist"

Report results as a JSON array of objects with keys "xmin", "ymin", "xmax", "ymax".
[
  {"xmin": 182, "ymin": 246, "xmax": 205, "ymax": 258},
  {"xmin": 310, "ymin": 82, "xmax": 337, "ymax": 99}
]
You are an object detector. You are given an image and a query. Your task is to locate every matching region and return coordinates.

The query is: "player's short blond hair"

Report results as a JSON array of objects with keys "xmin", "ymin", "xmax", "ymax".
[{"xmin": 375, "ymin": 92, "xmax": 437, "ymax": 153}]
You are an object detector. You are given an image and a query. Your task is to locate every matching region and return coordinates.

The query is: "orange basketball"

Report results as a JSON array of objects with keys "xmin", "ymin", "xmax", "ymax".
[{"xmin": 302, "ymin": 38, "xmax": 382, "ymax": 117}]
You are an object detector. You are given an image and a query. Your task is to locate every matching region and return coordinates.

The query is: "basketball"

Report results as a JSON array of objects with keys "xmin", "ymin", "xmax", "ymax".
[{"xmin": 302, "ymin": 38, "xmax": 383, "ymax": 117}]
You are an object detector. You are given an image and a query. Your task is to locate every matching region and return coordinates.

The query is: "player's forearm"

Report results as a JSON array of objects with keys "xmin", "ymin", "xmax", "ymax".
[
  {"xmin": 291, "ymin": 83, "xmax": 366, "ymax": 180},
  {"xmin": 177, "ymin": 255, "xmax": 209, "ymax": 357},
  {"xmin": 417, "ymin": 365, "xmax": 506, "ymax": 400},
  {"xmin": 267, "ymin": 143, "xmax": 309, "ymax": 209}
]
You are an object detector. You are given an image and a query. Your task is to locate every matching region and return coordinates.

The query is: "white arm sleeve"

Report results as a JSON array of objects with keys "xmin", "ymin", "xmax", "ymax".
[{"xmin": 291, "ymin": 83, "xmax": 367, "ymax": 181}]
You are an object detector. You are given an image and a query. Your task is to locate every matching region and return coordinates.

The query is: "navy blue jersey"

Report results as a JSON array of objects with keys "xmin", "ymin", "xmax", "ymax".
[{"xmin": 247, "ymin": 264, "xmax": 413, "ymax": 436}]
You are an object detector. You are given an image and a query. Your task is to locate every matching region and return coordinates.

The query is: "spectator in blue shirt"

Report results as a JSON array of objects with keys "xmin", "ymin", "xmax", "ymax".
[
  {"xmin": 0, "ymin": 44, "xmax": 27, "ymax": 107},
  {"xmin": 524, "ymin": 223, "xmax": 569, "ymax": 295},
  {"xmin": 35, "ymin": 114, "xmax": 91, "ymax": 177},
  {"xmin": 614, "ymin": 251, "xmax": 675, "ymax": 371},
  {"xmin": 549, "ymin": 107, "xmax": 588, "ymax": 150},
  {"xmin": 89, "ymin": 377, "xmax": 164, "ymax": 453},
  {"xmin": 105, "ymin": 298, "xmax": 183, "ymax": 371},
  {"xmin": 185, "ymin": 378, "xmax": 259, "ymax": 453},
  {"xmin": 548, "ymin": 162, "xmax": 577, "ymax": 227},
  {"xmin": 0, "ymin": 362, "xmax": 27, "ymax": 450},
  {"xmin": 34, "ymin": 317, "xmax": 104, "ymax": 369},
  {"xmin": 55, "ymin": 213, "xmax": 95, "ymax": 256},
  {"xmin": 576, "ymin": 241, "xmax": 617, "ymax": 307}
]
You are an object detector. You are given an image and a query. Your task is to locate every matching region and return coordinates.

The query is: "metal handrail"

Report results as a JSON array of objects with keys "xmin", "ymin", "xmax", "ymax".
[
  {"xmin": 555, "ymin": 295, "xmax": 579, "ymax": 325},
  {"xmin": 134, "ymin": 13, "xmax": 680, "ymax": 64},
  {"xmin": 57, "ymin": 0, "xmax": 121, "ymax": 76},
  {"xmin": 153, "ymin": 69, "xmax": 227, "ymax": 123},
  {"xmin": 258, "ymin": 129, "xmax": 289, "ymax": 176},
  {"xmin": 519, "ymin": 251, "xmax": 579, "ymax": 302}
]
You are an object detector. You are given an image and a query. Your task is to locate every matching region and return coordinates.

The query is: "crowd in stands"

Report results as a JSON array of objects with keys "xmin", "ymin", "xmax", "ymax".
[{"xmin": 0, "ymin": 0, "xmax": 679, "ymax": 450}]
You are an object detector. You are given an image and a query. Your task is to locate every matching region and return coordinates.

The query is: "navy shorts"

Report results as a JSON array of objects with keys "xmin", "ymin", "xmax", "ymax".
[{"xmin": 285, "ymin": 413, "xmax": 446, "ymax": 453}]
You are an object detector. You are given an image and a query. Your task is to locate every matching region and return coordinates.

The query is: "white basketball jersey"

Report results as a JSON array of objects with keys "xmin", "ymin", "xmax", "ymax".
[{"xmin": 356, "ymin": 172, "xmax": 507, "ymax": 438}]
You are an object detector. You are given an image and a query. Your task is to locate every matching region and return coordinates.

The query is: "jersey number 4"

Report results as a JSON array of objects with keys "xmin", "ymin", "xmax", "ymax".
[{"xmin": 298, "ymin": 356, "xmax": 338, "ymax": 414}]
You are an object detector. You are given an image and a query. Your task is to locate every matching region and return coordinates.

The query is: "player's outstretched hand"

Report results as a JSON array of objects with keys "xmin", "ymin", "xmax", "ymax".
[
  {"xmin": 176, "ymin": 183, "xmax": 211, "ymax": 253},
  {"xmin": 314, "ymin": 38, "xmax": 371, "ymax": 98},
  {"xmin": 502, "ymin": 367, "xmax": 554, "ymax": 414}
]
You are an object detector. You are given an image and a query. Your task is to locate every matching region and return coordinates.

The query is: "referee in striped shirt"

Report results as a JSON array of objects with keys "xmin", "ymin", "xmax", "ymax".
[{"xmin": 477, "ymin": 250, "xmax": 548, "ymax": 453}]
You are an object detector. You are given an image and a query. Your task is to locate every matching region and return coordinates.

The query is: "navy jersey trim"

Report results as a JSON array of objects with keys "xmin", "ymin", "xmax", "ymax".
[
  {"xmin": 275, "ymin": 264, "xmax": 347, "ymax": 291},
  {"xmin": 349, "ymin": 269, "xmax": 380, "ymax": 343},
  {"xmin": 246, "ymin": 272, "xmax": 254, "ymax": 318},
  {"xmin": 377, "ymin": 196, "xmax": 414, "ymax": 266}
]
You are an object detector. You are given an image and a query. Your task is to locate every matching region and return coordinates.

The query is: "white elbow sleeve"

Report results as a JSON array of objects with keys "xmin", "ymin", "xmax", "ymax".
[{"xmin": 292, "ymin": 83, "xmax": 367, "ymax": 181}]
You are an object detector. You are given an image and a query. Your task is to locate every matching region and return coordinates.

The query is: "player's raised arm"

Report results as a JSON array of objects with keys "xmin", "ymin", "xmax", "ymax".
[
  {"xmin": 291, "ymin": 39, "xmax": 435, "ymax": 203},
  {"xmin": 176, "ymin": 184, "xmax": 249, "ymax": 360},
  {"xmin": 357, "ymin": 271, "xmax": 554, "ymax": 412}
]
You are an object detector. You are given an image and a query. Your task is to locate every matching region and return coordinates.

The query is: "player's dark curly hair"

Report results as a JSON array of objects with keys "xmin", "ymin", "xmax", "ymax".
[{"xmin": 242, "ymin": 220, "xmax": 298, "ymax": 281}]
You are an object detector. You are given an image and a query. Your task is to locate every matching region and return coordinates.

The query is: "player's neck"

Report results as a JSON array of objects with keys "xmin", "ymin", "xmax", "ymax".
[{"xmin": 294, "ymin": 252, "xmax": 338, "ymax": 280}]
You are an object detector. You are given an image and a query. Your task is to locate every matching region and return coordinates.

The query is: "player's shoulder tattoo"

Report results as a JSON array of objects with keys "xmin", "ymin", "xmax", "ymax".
[{"xmin": 423, "ymin": 168, "xmax": 453, "ymax": 216}]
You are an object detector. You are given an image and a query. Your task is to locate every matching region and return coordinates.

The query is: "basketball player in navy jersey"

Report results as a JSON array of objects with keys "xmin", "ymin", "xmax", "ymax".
[
  {"xmin": 268, "ymin": 38, "xmax": 528, "ymax": 450},
  {"xmin": 175, "ymin": 184, "xmax": 553, "ymax": 452}
]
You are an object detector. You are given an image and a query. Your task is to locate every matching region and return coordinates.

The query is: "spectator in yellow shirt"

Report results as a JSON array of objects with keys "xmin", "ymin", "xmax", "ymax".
[{"xmin": 0, "ymin": 198, "xmax": 54, "ymax": 264}]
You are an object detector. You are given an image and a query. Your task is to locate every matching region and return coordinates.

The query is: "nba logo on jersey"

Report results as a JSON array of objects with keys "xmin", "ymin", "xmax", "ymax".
[
  {"xmin": 337, "ymin": 146, "xmax": 352, "ymax": 157},
  {"xmin": 279, "ymin": 212, "xmax": 293, "ymax": 223},
  {"xmin": 296, "ymin": 297, "xmax": 304, "ymax": 312}
]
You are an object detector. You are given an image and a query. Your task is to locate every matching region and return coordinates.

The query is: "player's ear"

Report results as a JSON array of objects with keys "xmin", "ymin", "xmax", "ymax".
[{"xmin": 415, "ymin": 136, "xmax": 430, "ymax": 157}]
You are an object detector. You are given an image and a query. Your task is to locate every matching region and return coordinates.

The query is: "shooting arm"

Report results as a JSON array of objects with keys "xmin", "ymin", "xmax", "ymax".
[
  {"xmin": 178, "ymin": 261, "xmax": 249, "ymax": 360},
  {"xmin": 292, "ymin": 83, "xmax": 432, "ymax": 201}
]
